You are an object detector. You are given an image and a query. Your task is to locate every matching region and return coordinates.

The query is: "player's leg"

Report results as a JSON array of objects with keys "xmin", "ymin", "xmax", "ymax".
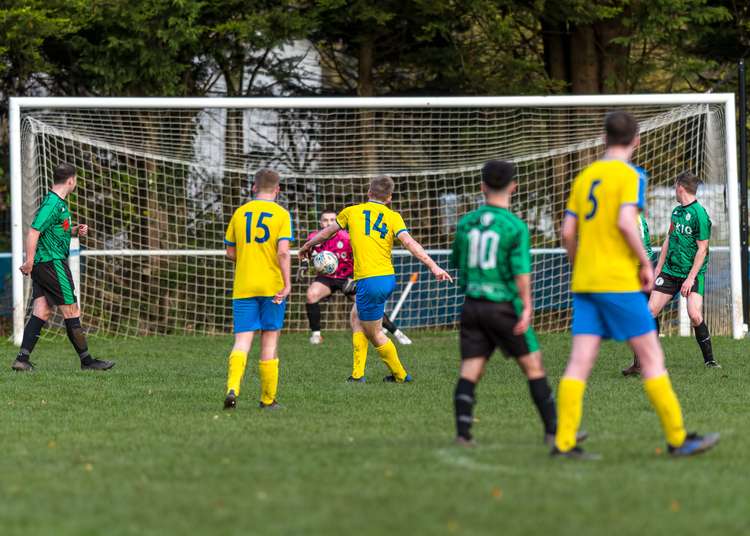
[
  {"xmin": 257, "ymin": 297, "xmax": 287, "ymax": 408},
  {"xmin": 454, "ymin": 357, "xmax": 487, "ymax": 444},
  {"xmin": 58, "ymin": 303, "xmax": 113, "ymax": 370},
  {"xmin": 224, "ymin": 298, "xmax": 260, "ymax": 408},
  {"xmin": 632, "ymin": 329, "xmax": 718, "ymax": 455},
  {"xmin": 454, "ymin": 297, "xmax": 492, "ymax": 444},
  {"xmin": 553, "ymin": 293, "xmax": 604, "ymax": 456},
  {"xmin": 349, "ymin": 305, "xmax": 368, "ymax": 381},
  {"xmin": 12, "ymin": 296, "xmax": 52, "ymax": 371},
  {"xmin": 515, "ymin": 352, "xmax": 557, "ymax": 441},
  {"xmin": 687, "ymin": 277, "xmax": 718, "ymax": 367},
  {"xmin": 258, "ymin": 330, "xmax": 281, "ymax": 408},
  {"xmin": 554, "ymin": 334, "xmax": 600, "ymax": 454},
  {"xmin": 225, "ymin": 330, "xmax": 255, "ymax": 408},
  {"xmin": 382, "ymin": 313, "xmax": 412, "ymax": 345},
  {"xmin": 306, "ymin": 280, "xmax": 332, "ymax": 344},
  {"xmin": 357, "ymin": 275, "xmax": 410, "ymax": 382}
]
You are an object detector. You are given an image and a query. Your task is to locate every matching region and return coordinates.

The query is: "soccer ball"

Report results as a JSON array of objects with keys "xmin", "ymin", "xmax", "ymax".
[{"xmin": 313, "ymin": 251, "xmax": 338, "ymax": 275}]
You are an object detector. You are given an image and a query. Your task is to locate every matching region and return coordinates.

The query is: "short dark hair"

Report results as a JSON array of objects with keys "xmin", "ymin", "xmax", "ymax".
[
  {"xmin": 53, "ymin": 163, "xmax": 76, "ymax": 184},
  {"xmin": 605, "ymin": 111, "xmax": 639, "ymax": 147},
  {"xmin": 254, "ymin": 168, "xmax": 280, "ymax": 192},
  {"xmin": 481, "ymin": 160, "xmax": 516, "ymax": 191},
  {"xmin": 675, "ymin": 171, "xmax": 701, "ymax": 194},
  {"xmin": 319, "ymin": 208, "xmax": 337, "ymax": 218},
  {"xmin": 369, "ymin": 175, "xmax": 395, "ymax": 201}
]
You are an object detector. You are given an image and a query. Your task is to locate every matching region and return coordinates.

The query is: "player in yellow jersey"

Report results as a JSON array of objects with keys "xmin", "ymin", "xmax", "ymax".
[
  {"xmin": 299, "ymin": 176, "xmax": 452, "ymax": 382},
  {"xmin": 222, "ymin": 169, "xmax": 293, "ymax": 410},
  {"xmin": 553, "ymin": 111, "xmax": 718, "ymax": 458}
]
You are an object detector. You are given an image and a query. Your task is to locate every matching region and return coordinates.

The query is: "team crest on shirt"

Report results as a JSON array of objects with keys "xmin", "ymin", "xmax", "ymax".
[
  {"xmin": 685, "ymin": 213, "xmax": 691, "ymax": 221},
  {"xmin": 481, "ymin": 213, "xmax": 494, "ymax": 226},
  {"xmin": 337, "ymin": 241, "xmax": 344, "ymax": 249}
]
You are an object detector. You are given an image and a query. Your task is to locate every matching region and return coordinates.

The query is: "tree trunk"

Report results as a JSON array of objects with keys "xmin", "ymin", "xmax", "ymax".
[
  {"xmin": 541, "ymin": 19, "xmax": 570, "ymax": 86},
  {"xmin": 357, "ymin": 34, "xmax": 377, "ymax": 174},
  {"xmin": 570, "ymin": 25, "xmax": 599, "ymax": 94},
  {"xmin": 597, "ymin": 17, "xmax": 629, "ymax": 93}
]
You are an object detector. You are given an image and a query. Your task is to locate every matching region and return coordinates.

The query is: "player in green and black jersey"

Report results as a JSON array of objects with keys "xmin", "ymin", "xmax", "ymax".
[
  {"xmin": 649, "ymin": 171, "xmax": 719, "ymax": 368},
  {"xmin": 621, "ymin": 211, "xmax": 661, "ymax": 376},
  {"xmin": 12, "ymin": 163, "xmax": 114, "ymax": 372},
  {"xmin": 450, "ymin": 160, "xmax": 580, "ymax": 446}
]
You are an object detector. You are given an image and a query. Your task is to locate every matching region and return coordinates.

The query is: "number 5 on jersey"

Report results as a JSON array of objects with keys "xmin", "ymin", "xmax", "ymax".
[{"xmin": 585, "ymin": 180, "xmax": 602, "ymax": 220}]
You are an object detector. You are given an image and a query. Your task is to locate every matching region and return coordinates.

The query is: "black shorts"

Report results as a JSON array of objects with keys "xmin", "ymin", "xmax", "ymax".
[
  {"xmin": 314, "ymin": 275, "xmax": 356, "ymax": 297},
  {"xmin": 653, "ymin": 272, "xmax": 705, "ymax": 297},
  {"xmin": 31, "ymin": 260, "xmax": 77, "ymax": 306},
  {"xmin": 460, "ymin": 297, "xmax": 539, "ymax": 360}
]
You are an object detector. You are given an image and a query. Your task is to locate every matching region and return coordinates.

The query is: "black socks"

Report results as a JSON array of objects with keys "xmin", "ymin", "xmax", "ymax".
[
  {"xmin": 64, "ymin": 317, "xmax": 92, "ymax": 364},
  {"xmin": 382, "ymin": 314, "xmax": 397, "ymax": 334},
  {"xmin": 306, "ymin": 302, "xmax": 321, "ymax": 332},
  {"xmin": 528, "ymin": 377, "xmax": 557, "ymax": 435},
  {"xmin": 694, "ymin": 321, "xmax": 714, "ymax": 363},
  {"xmin": 17, "ymin": 315, "xmax": 46, "ymax": 361},
  {"xmin": 454, "ymin": 378, "xmax": 477, "ymax": 440}
]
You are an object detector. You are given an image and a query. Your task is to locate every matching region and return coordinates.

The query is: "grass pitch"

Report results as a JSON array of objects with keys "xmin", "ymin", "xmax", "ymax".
[{"xmin": 0, "ymin": 332, "xmax": 747, "ymax": 536}]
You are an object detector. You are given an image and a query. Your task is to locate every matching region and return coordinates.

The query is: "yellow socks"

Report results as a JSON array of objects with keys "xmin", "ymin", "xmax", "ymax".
[
  {"xmin": 643, "ymin": 374, "xmax": 687, "ymax": 448},
  {"xmin": 352, "ymin": 331, "xmax": 369, "ymax": 379},
  {"xmin": 259, "ymin": 358, "xmax": 279, "ymax": 405},
  {"xmin": 226, "ymin": 350, "xmax": 248, "ymax": 395},
  {"xmin": 554, "ymin": 377, "xmax": 586, "ymax": 452},
  {"xmin": 375, "ymin": 339, "xmax": 407, "ymax": 382}
]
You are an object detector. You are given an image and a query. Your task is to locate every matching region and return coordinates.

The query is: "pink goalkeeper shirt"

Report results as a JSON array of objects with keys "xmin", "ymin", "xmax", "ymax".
[{"xmin": 307, "ymin": 229, "xmax": 354, "ymax": 279}]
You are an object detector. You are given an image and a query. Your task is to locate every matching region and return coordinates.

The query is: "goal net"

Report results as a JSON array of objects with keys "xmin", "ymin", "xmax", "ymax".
[{"xmin": 10, "ymin": 96, "xmax": 742, "ymax": 343}]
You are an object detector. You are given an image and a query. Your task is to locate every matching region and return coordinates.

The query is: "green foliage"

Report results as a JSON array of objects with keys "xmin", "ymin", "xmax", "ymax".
[{"xmin": 0, "ymin": 332, "xmax": 746, "ymax": 535}]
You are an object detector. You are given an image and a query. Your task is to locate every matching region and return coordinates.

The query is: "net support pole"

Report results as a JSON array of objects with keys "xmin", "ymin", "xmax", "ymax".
[
  {"xmin": 724, "ymin": 94, "xmax": 745, "ymax": 339},
  {"xmin": 10, "ymin": 98, "xmax": 24, "ymax": 346},
  {"xmin": 739, "ymin": 60, "xmax": 749, "ymax": 326},
  {"xmin": 69, "ymin": 237, "xmax": 81, "ymax": 303}
]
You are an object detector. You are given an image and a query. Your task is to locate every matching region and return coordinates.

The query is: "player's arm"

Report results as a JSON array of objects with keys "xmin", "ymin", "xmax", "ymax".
[
  {"xmin": 513, "ymin": 273, "xmax": 533, "ymax": 335},
  {"xmin": 225, "ymin": 246, "xmax": 236, "ymax": 262},
  {"xmin": 398, "ymin": 232, "xmax": 452, "ymax": 282},
  {"xmin": 680, "ymin": 239, "xmax": 708, "ymax": 297},
  {"xmin": 655, "ymin": 234, "xmax": 669, "ymax": 275},
  {"xmin": 299, "ymin": 223, "xmax": 339, "ymax": 260},
  {"xmin": 561, "ymin": 213, "xmax": 578, "ymax": 264},
  {"xmin": 618, "ymin": 204, "xmax": 654, "ymax": 291},
  {"xmin": 274, "ymin": 239, "xmax": 292, "ymax": 304},
  {"xmin": 20, "ymin": 229, "xmax": 40, "ymax": 274}
]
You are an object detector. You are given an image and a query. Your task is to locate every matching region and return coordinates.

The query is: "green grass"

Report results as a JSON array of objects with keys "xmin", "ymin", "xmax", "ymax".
[{"xmin": 0, "ymin": 332, "xmax": 747, "ymax": 536}]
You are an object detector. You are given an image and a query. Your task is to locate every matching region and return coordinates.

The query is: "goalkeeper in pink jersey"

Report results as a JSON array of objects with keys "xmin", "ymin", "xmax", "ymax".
[{"xmin": 299, "ymin": 209, "xmax": 411, "ymax": 345}]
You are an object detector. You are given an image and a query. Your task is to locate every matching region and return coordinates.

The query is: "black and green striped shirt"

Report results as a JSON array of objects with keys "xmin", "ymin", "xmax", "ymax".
[{"xmin": 31, "ymin": 191, "xmax": 72, "ymax": 264}]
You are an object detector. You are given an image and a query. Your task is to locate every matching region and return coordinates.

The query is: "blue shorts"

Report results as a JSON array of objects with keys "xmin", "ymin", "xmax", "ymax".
[
  {"xmin": 355, "ymin": 275, "xmax": 396, "ymax": 322},
  {"xmin": 233, "ymin": 297, "xmax": 286, "ymax": 333},
  {"xmin": 571, "ymin": 292, "xmax": 655, "ymax": 341}
]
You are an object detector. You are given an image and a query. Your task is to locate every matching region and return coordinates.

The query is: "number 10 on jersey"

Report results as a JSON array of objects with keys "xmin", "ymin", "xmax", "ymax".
[{"xmin": 468, "ymin": 229, "xmax": 499, "ymax": 269}]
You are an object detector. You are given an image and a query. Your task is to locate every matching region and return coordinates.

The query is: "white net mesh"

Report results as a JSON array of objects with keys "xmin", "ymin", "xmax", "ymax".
[{"xmin": 18, "ymin": 101, "xmax": 733, "ymax": 337}]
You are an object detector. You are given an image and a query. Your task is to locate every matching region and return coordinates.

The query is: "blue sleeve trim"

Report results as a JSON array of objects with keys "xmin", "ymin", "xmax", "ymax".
[
  {"xmin": 564, "ymin": 210, "xmax": 578, "ymax": 218},
  {"xmin": 224, "ymin": 239, "xmax": 236, "ymax": 246},
  {"xmin": 620, "ymin": 202, "xmax": 641, "ymax": 207},
  {"xmin": 395, "ymin": 228, "xmax": 409, "ymax": 237},
  {"xmin": 277, "ymin": 237, "xmax": 293, "ymax": 242}
]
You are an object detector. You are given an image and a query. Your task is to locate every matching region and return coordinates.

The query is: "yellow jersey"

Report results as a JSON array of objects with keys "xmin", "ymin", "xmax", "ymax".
[
  {"xmin": 565, "ymin": 159, "xmax": 644, "ymax": 293},
  {"xmin": 336, "ymin": 200, "xmax": 408, "ymax": 280},
  {"xmin": 224, "ymin": 199, "xmax": 293, "ymax": 299}
]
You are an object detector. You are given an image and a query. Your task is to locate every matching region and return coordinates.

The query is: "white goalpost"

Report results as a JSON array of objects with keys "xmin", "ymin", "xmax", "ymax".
[{"xmin": 8, "ymin": 94, "xmax": 744, "ymax": 344}]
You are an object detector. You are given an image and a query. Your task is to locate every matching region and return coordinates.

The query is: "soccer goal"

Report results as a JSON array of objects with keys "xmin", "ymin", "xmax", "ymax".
[{"xmin": 8, "ymin": 95, "xmax": 744, "ymax": 344}]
